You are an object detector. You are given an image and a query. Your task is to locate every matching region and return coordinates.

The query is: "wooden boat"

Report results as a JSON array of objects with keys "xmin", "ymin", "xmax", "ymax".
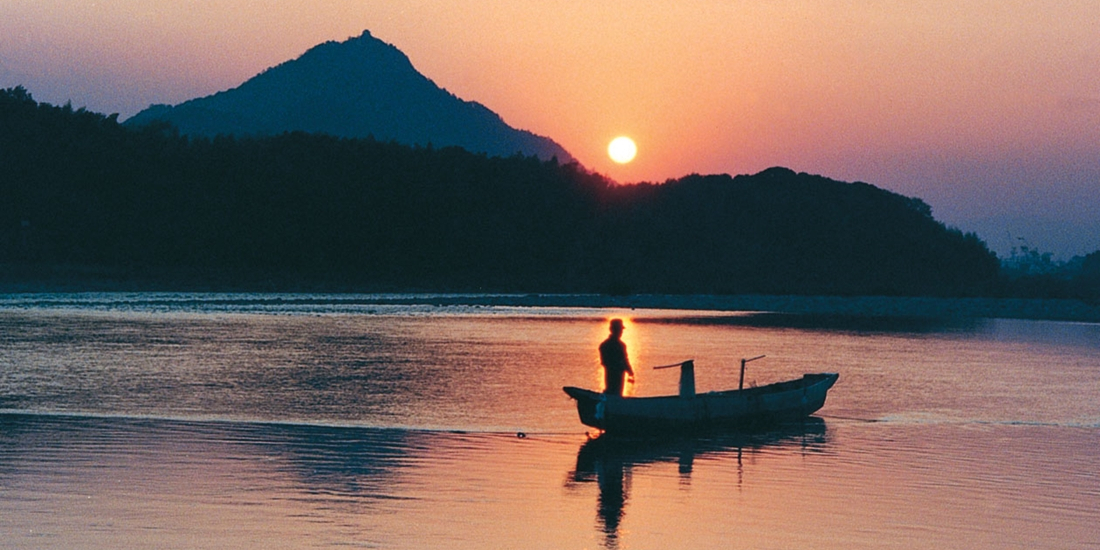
[{"xmin": 563, "ymin": 360, "xmax": 838, "ymax": 435}]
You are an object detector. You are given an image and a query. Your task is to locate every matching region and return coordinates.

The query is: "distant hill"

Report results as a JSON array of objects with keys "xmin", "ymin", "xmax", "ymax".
[
  {"xmin": 125, "ymin": 30, "xmax": 574, "ymax": 163},
  {"xmin": 2, "ymin": 86, "xmax": 1010, "ymax": 296}
]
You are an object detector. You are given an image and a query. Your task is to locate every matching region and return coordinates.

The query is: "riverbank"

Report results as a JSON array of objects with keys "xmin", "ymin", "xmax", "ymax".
[
  {"xmin": 358, "ymin": 293, "xmax": 1100, "ymax": 323},
  {"xmin": 486, "ymin": 294, "xmax": 1100, "ymax": 323},
  {"xmin": 5, "ymin": 260, "xmax": 1100, "ymax": 322}
]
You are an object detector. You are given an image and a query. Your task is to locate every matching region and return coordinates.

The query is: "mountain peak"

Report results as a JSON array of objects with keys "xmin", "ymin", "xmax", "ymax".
[{"xmin": 126, "ymin": 31, "xmax": 575, "ymax": 163}]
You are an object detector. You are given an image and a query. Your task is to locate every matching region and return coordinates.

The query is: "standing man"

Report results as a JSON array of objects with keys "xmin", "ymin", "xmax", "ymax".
[{"xmin": 599, "ymin": 319, "xmax": 634, "ymax": 396}]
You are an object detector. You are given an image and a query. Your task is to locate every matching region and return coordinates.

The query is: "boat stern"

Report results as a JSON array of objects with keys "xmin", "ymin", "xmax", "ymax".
[{"xmin": 798, "ymin": 372, "xmax": 839, "ymax": 416}]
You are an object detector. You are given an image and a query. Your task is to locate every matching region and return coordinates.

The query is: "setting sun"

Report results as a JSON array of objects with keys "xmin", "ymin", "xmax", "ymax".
[{"xmin": 608, "ymin": 136, "xmax": 637, "ymax": 164}]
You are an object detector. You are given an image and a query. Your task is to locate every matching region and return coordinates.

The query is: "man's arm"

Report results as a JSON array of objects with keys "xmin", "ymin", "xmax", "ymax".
[{"xmin": 623, "ymin": 343, "xmax": 634, "ymax": 376}]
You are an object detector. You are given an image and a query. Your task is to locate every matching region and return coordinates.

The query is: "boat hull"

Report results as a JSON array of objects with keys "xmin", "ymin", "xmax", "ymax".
[{"xmin": 563, "ymin": 373, "xmax": 839, "ymax": 435}]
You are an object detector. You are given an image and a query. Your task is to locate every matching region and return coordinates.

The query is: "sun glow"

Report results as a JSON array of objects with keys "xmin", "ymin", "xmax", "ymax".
[{"xmin": 607, "ymin": 136, "xmax": 637, "ymax": 164}]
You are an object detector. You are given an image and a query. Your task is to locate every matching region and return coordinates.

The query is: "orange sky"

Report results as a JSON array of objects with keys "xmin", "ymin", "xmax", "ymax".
[{"xmin": 2, "ymin": 1, "xmax": 1098, "ymax": 256}]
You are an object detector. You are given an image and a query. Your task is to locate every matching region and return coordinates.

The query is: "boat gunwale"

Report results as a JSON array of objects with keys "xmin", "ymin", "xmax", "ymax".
[{"xmin": 564, "ymin": 372, "xmax": 838, "ymax": 404}]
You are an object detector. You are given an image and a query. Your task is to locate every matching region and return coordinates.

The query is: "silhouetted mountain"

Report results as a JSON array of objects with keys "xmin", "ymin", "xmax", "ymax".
[
  {"xmin": 2, "ymin": 87, "xmax": 1024, "ymax": 296},
  {"xmin": 125, "ymin": 31, "xmax": 574, "ymax": 163}
]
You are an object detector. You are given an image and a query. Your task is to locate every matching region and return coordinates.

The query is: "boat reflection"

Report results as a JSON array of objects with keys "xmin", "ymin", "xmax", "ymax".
[{"xmin": 566, "ymin": 417, "xmax": 829, "ymax": 549}]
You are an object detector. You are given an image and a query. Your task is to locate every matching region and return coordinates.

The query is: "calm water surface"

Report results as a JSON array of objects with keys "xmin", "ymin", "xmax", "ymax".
[{"xmin": 1, "ymin": 293, "xmax": 1098, "ymax": 549}]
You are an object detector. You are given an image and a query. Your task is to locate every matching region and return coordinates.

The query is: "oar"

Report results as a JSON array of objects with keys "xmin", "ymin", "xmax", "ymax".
[
  {"xmin": 652, "ymin": 360, "xmax": 692, "ymax": 370},
  {"xmin": 652, "ymin": 360, "xmax": 696, "ymax": 397}
]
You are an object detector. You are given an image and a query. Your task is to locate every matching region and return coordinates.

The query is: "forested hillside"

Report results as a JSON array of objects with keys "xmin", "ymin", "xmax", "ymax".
[{"xmin": 2, "ymin": 87, "xmax": 1002, "ymax": 295}]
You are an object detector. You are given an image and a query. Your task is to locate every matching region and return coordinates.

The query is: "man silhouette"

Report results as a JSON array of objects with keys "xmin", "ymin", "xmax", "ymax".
[{"xmin": 599, "ymin": 319, "xmax": 634, "ymax": 396}]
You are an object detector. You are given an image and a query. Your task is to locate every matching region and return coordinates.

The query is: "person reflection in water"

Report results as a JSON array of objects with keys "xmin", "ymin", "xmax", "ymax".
[{"xmin": 599, "ymin": 319, "xmax": 634, "ymax": 396}]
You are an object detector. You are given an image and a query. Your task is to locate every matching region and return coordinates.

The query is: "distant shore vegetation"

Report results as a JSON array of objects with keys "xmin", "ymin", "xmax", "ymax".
[{"xmin": 2, "ymin": 87, "xmax": 1097, "ymax": 299}]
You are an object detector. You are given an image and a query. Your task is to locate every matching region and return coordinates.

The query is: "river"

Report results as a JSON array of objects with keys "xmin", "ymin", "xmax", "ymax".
[{"xmin": 1, "ymin": 293, "xmax": 1097, "ymax": 549}]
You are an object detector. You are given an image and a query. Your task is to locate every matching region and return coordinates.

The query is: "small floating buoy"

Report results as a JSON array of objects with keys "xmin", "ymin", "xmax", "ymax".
[{"xmin": 516, "ymin": 432, "xmax": 527, "ymax": 438}]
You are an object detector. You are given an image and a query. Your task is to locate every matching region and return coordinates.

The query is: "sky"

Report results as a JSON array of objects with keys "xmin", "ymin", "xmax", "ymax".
[{"xmin": 2, "ymin": 1, "xmax": 1098, "ymax": 258}]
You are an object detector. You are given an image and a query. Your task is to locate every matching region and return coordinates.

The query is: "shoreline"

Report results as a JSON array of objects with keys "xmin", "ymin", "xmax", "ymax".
[
  {"xmin": 3, "ymin": 262, "xmax": 1099, "ymax": 323},
  {"xmin": 1, "ymin": 289, "xmax": 1098, "ymax": 323},
  {"xmin": 417, "ymin": 293, "xmax": 1100, "ymax": 323}
]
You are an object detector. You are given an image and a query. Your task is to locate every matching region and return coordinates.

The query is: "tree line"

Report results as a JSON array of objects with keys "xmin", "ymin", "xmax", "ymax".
[{"xmin": 5, "ymin": 86, "xmax": 1089, "ymax": 297}]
